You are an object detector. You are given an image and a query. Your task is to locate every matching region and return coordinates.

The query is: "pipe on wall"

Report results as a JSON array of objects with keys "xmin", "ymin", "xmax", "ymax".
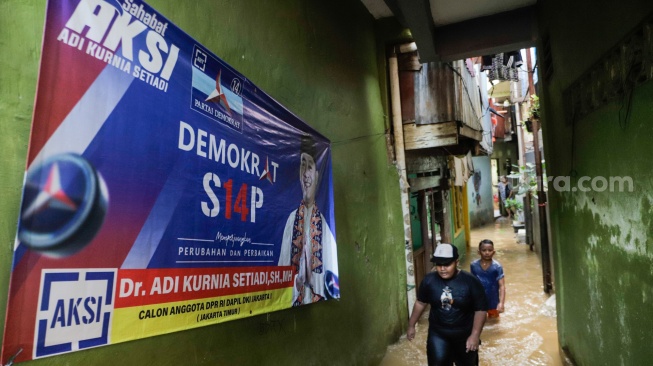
[{"xmin": 389, "ymin": 47, "xmax": 417, "ymax": 315}]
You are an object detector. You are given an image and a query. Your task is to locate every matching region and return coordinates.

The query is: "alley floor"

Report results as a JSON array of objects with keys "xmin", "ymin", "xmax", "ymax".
[{"xmin": 380, "ymin": 220, "xmax": 563, "ymax": 366}]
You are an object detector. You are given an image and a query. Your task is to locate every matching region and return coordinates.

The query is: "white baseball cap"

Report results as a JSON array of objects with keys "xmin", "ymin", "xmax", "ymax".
[{"xmin": 431, "ymin": 243, "xmax": 459, "ymax": 265}]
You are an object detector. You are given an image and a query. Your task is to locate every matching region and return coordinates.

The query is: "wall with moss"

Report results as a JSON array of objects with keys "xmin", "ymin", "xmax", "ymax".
[
  {"xmin": 537, "ymin": 1, "xmax": 653, "ymax": 364},
  {"xmin": 0, "ymin": 1, "xmax": 408, "ymax": 365},
  {"xmin": 452, "ymin": 230, "xmax": 469, "ymax": 264}
]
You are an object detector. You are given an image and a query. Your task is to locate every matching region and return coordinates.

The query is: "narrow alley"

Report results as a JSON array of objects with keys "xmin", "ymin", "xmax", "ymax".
[
  {"xmin": 380, "ymin": 220, "xmax": 562, "ymax": 366},
  {"xmin": 3, "ymin": 1, "xmax": 653, "ymax": 365}
]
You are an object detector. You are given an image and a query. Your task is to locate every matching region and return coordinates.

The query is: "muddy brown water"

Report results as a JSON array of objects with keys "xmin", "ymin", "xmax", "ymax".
[{"xmin": 380, "ymin": 221, "xmax": 562, "ymax": 366}]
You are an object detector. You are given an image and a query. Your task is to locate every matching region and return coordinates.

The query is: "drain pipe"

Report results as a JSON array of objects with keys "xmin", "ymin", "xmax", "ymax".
[{"xmin": 389, "ymin": 47, "xmax": 417, "ymax": 315}]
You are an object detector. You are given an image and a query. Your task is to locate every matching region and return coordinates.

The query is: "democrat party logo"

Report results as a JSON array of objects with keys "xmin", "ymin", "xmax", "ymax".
[
  {"xmin": 259, "ymin": 156, "xmax": 275, "ymax": 184},
  {"xmin": 18, "ymin": 153, "xmax": 109, "ymax": 258},
  {"xmin": 34, "ymin": 269, "xmax": 116, "ymax": 359},
  {"xmin": 325, "ymin": 271, "xmax": 340, "ymax": 299},
  {"xmin": 190, "ymin": 45, "xmax": 244, "ymax": 132}
]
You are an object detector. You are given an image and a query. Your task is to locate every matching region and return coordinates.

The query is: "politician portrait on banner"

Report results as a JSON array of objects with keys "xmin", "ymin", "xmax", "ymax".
[{"xmin": 1, "ymin": 0, "xmax": 340, "ymax": 363}]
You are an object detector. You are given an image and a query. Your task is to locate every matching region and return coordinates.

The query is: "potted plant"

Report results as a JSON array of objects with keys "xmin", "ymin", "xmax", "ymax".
[
  {"xmin": 504, "ymin": 198, "xmax": 523, "ymax": 221},
  {"xmin": 508, "ymin": 163, "xmax": 539, "ymax": 198},
  {"xmin": 504, "ymin": 198, "xmax": 524, "ymax": 233},
  {"xmin": 528, "ymin": 94, "xmax": 540, "ymax": 121}
]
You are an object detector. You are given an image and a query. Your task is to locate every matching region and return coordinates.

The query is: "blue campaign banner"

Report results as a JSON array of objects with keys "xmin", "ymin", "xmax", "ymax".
[{"xmin": 1, "ymin": 0, "xmax": 339, "ymax": 363}]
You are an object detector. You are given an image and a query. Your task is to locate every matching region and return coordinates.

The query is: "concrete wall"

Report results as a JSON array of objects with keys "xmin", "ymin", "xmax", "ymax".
[
  {"xmin": 538, "ymin": 1, "xmax": 653, "ymax": 364},
  {"xmin": 466, "ymin": 156, "xmax": 494, "ymax": 228},
  {"xmin": 0, "ymin": 1, "xmax": 408, "ymax": 365}
]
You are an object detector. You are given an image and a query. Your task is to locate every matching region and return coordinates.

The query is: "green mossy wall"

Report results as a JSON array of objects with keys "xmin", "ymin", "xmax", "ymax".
[
  {"xmin": 0, "ymin": 1, "xmax": 408, "ymax": 365},
  {"xmin": 452, "ymin": 229, "xmax": 468, "ymax": 262},
  {"xmin": 538, "ymin": 1, "xmax": 653, "ymax": 364}
]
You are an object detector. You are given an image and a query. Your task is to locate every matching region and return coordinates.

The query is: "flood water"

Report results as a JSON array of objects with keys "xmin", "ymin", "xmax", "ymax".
[{"xmin": 380, "ymin": 220, "xmax": 563, "ymax": 366}]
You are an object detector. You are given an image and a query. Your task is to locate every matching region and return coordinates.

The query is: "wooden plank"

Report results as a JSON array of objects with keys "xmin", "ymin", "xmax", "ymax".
[
  {"xmin": 405, "ymin": 154, "xmax": 444, "ymax": 174},
  {"xmin": 403, "ymin": 122, "xmax": 458, "ymax": 150},
  {"xmin": 408, "ymin": 175, "xmax": 442, "ymax": 192},
  {"xmin": 419, "ymin": 192, "xmax": 433, "ymax": 280},
  {"xmin": 459, "ymin": 124, "xmax": 482, "ymax": 141},
  {"xmin": 413, "ymin": 246, "xmax": 426, "ymax": 291}
]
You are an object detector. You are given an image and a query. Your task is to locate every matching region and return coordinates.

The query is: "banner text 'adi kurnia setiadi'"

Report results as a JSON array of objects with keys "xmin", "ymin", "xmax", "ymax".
[{"xmin": 1, "ymin": 0, "xmax": 339, "ymax": 363}]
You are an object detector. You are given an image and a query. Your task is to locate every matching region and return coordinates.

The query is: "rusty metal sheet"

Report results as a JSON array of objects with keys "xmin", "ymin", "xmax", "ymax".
[{"xmin": 415, "ymin": 61, "xmax": 456, "ymax": 124}]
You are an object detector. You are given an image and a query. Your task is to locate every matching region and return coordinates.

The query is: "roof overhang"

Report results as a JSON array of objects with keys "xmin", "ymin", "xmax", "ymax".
[{"xmin": 362, "ymin": 0, "xmax": 538, "ymax": 62}]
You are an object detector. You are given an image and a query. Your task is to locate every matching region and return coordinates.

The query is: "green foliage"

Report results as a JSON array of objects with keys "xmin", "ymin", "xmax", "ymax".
[
  {"xmin": 528, "ymin": 94, "xmax": 540, "ymax": 120},
  {"xmin": 506, "ymin": 161, "xmax": 547, "ymax": 216},
  {"xmin": 508, "ymin": 163, "xmax": 540, "ymax": 198},
  {"xmin": 504, "ymin": 198, "xmax": 523, "ymax": 213}
]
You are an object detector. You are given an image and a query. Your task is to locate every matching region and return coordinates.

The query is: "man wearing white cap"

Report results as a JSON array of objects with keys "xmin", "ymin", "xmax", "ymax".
[{"xmin": 407, "ymin": 243, "xmax": 488, "ymax": 365}]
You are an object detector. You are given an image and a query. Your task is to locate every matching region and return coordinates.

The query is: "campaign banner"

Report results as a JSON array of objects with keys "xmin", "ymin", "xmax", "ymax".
[{"xmin": 1, "ymin": 0, "xmax": 340, "ymax": 363}]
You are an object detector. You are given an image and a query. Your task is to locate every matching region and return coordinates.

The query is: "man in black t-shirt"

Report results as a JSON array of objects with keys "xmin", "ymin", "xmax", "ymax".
[{"xmin": 407, "ymin": 244, "xmax": 488, "ymax": 366}]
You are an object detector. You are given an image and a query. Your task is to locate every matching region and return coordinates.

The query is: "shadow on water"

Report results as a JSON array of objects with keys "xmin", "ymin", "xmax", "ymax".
[{"xmin": 380, "ymin": 220, "xmax": 562, "ymax": 366}]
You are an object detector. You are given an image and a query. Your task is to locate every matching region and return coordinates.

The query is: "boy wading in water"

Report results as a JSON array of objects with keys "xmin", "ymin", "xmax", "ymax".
[{"xmin": 470, "ymin": 239, "xmax": 505, "ymax": 318}]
